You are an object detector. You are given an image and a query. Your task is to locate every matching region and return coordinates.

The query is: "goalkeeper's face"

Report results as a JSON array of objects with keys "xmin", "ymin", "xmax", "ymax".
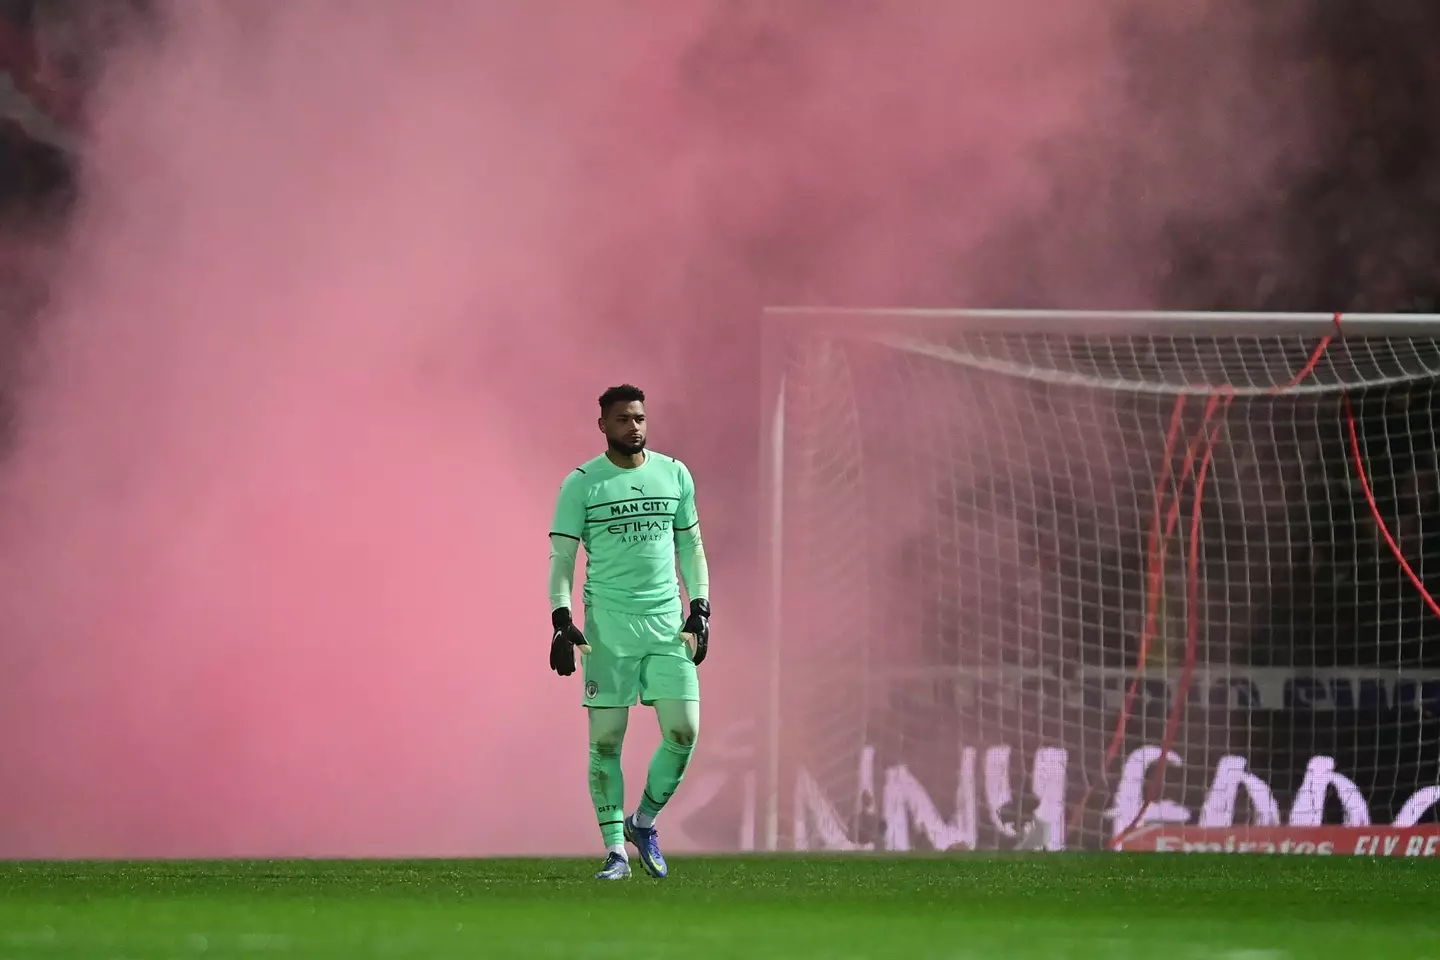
[{"xmin": 600, "ymin": 400, "xmax": 647, "ymax": 456}]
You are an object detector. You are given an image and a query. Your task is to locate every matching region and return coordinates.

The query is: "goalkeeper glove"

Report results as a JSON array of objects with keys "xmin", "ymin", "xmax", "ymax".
[
  {"xmin": 682, "ymin": 598, "xmax": 710, "ymax": 666},
  {"xmin": 550, "ymin": 607, "xmax": 590, "ymax": 676}
]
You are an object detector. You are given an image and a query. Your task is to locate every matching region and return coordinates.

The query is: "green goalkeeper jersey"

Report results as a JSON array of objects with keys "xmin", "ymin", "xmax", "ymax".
[{"xmin": 550, "ymin": 451, "xmax": 700, "ymax": 616}]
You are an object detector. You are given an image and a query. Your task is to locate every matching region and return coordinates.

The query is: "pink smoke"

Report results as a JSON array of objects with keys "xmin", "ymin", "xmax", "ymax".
[{"xmin": 0, "ymin": 1, "xmax": 1313, "ymax": 856}]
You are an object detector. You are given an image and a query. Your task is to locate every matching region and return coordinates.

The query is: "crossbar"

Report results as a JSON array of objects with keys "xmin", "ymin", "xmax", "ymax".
[{"xmin": 762, "ymin": 307, "xmax": 1440, "ymax": 337}]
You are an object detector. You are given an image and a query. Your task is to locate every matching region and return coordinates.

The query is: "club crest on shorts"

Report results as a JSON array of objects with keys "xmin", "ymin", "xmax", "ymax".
[{"xmin": 585, "ymin": 680, "xmax": 598, "ymax": 700}]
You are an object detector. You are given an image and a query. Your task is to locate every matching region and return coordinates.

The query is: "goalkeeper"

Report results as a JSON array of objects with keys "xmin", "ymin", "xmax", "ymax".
[{"xmin": 548, "ymin": 383, "xmax": 710, "ymax": 881}]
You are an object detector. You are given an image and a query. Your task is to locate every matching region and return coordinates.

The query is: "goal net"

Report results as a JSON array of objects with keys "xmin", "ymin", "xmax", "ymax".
[{"xmin": 759, "ymin": 309, "xmax": 1440, "ymax": 853}]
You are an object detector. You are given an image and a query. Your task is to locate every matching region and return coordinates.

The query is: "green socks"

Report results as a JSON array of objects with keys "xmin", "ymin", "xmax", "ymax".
[
  {"xmin": 638, "ymin": 736, "xmax": 695, "ymax": 821},
  {"xmin": 589, "ymin": 740, "xmax": 626, "ymax": 848}
]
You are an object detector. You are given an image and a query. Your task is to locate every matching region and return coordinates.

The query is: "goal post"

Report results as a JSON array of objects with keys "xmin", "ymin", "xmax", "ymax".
[{"xmin": 758, "ymin": 307, "xmax": 1440, "ymax": 854}]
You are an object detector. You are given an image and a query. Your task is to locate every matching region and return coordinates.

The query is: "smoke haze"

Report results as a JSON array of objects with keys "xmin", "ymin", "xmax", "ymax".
[{"xmin": 0, "ymin": 0, "xmax": 1317, "ymax": 856}]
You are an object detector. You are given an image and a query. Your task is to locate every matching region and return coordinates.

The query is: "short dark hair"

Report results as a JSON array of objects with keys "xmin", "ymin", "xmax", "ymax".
[{"xmin": 598, "ymin": 384, "xmax": 645, "ymax": 413}]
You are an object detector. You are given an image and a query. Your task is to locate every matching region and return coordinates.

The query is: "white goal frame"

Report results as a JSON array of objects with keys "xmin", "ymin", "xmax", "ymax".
[{"xmin": 757, "ymin": 307, "xmax": 1440, "ymax": 852}]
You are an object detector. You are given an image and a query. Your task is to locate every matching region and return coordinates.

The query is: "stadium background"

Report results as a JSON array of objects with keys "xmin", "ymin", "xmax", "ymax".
[{"xmin": 0, "ymin": 0, "xmax": 1436, "ymax": 854}]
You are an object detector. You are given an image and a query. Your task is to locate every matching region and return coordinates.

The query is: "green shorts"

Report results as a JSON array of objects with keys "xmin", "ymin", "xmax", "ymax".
[{"xmin": 581, "ymin": 605, "xmax": 699, "ymax": 708}]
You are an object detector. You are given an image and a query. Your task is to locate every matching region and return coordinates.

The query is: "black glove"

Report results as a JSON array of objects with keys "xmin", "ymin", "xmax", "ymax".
[
  {"xmin": 550, "ymin": 607, "xmax": 589, "ymax": 676},
  {"xmin": 682, "ymin": 598, "xmax": 710, "ymax": 666}
]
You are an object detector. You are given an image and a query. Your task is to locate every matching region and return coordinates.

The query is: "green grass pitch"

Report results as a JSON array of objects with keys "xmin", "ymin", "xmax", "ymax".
[{"xmin": 0, "ymin": 855, "xmax": 1435, "ymax": 958}]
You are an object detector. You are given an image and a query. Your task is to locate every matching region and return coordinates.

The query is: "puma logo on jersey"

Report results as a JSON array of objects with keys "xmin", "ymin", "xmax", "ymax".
[{"xmin": 631, "ymin": 485, "xmax": 644, "ymax": 494}]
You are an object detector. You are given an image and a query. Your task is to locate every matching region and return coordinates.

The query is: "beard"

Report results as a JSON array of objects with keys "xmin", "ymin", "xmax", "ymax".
[{"xmin": 608, "ymin": 435, "xmax": 646, "ymax": 456}]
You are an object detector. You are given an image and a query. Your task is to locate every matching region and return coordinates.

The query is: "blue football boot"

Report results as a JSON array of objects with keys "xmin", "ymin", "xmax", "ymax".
[
  {"xmin": 594, "ymin": 852, "xmax": 630, "ymax": 880},
  {"xmin": 624, "ymin": 815, "xmax": 668, "ymax": 878}
]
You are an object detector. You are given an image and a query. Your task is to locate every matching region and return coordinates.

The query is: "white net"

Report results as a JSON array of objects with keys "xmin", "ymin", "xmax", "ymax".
[{"xmin": 760, "ymin": 310, "xmax": 1440, "ymax": 853}]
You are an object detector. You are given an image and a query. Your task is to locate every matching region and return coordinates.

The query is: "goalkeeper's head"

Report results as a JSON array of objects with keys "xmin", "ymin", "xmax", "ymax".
[{"xmin": 598, "ymin": 383, "xmax": 647, "ymax": 456}]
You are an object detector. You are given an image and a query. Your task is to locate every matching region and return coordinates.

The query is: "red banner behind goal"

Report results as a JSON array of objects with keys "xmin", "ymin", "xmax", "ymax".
[{"xmin": 1116, "ymin": 824, "xmax": 1440, "ymax": 857}]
